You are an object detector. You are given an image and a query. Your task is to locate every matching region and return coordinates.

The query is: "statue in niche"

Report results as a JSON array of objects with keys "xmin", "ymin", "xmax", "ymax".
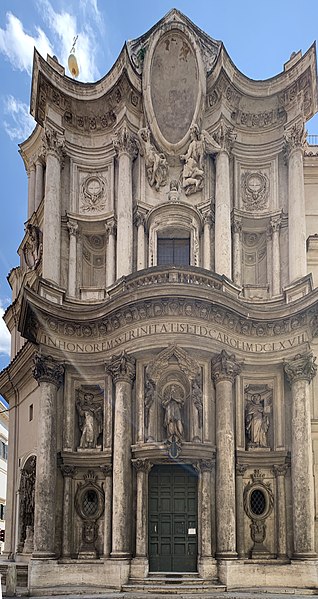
[
  {"xmin": 144, "ymin": 377, "xmax": 156, "ymax": 429},
  {"xmin": 137, "ymin": 126, "xmax": 168, "ymax": 191},
  {"xmin": 245, "ymin": 386, "xmax": 272, "ymax": 449},
  {"xmin": 76, "ymin": 391, "xmax": 103, "ymax": 450},
  {"xmin": 162, "ymin": 383, "xmax": 185, "ymax": 443},
  {"xmin": 23, "ymin": 224, "xmax": 43, "ymax": 269},
  {"xmin": 192, "ymin": 375, "xmax": 203, "ymax": 428},
  {"xmin": 180, "ymin": 123, "xmax": 221, "ymax": 195}
]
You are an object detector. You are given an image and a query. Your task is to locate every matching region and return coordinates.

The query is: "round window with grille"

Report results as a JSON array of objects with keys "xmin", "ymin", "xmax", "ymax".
[{"xmin": 75, "ymin": 482, "xmax": 105, "ymax": 521}]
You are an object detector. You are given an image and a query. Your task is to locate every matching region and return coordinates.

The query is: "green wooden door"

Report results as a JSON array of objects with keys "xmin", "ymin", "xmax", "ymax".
[{"xmin": 148, "ymin": 465, "xmax": 198, "ymax": 572}]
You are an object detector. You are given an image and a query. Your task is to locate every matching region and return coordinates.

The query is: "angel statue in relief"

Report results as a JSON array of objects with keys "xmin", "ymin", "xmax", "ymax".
[
  {"xmin": 137, "ymin": 126, "xmax": 168, "ymax": 191},
  {"xmin": 180, "ymin": 123, "xmax": 221, "ymax": 195},
  {"xmin": 76, "ymin": 391, "xmax": 103, "ymax": 449}
]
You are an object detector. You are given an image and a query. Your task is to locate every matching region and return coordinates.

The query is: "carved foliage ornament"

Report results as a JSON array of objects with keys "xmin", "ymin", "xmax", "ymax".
[
  {"xmin": 33, "ymin": 354, "xmax": 64, "ymax": 388},
  {"xmin": 211, "ymin": 349, "xmax": 242, "ymax": 383},
  {"xmin": 42, "ymin": 126, "xmax": 65, "ymax": 163},
  {"xmin": 106, "ymin": 350, "xmax": 136, "ymax": 383},
  {"xmin": 284, "ymin": 122, "xmax": 307, "ymax": 156},
  {"xmin": 113, "ymin": 126, "xmax": 138, "ymax": 159},
  {"xmin": 241, "ymin": 171, "xmax": 269, "ymax": 211},
  {"xmin": 284, "ymin": 352, "xmax": 317, "ymax": 384}
]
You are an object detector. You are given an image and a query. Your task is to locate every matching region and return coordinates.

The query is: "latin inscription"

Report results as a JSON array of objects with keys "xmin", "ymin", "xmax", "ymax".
[{"xmin": 40, "ymin": 322, "xmax": 308, "ymax": 355}]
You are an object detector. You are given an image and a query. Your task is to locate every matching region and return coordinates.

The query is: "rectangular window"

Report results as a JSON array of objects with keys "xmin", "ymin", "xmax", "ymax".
[
  {"xmin": 0, "ymin": 504, "xmax": 5, "ymax": 520},
  {"xmin": 157, "ymin": 238, "xmax": 190, "ymax": 266},
  {"xmin": 29, "ymin": 404, "xmax": 34, "ymax": 422}
]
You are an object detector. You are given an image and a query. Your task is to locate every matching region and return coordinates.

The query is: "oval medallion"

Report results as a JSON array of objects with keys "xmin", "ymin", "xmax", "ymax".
[{"xmin": 150, "ymin": 30, "xmax": 199, "ymax": 145}]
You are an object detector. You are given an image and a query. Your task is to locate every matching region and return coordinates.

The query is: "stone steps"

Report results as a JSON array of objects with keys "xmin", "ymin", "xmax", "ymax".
[{"xmin": 122, "ymin": 575, "xmax": 226, "ymax": 594}]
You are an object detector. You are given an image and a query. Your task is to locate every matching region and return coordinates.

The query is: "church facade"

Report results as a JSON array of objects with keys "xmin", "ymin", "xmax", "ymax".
[{"xmin": 2, "ymin": 9, "xmax": 318, "ymax": 594}]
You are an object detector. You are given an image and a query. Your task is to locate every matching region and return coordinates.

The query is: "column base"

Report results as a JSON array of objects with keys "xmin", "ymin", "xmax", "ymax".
[
  {"xmin": 198, "ymin": 556, "xmax": 217, "ymax": 578},
  {"xmin": 292, "ymin": 552, "xmax": 317, "ymax": 560},
  {"xmin": 130, "ymin": 556, "xmax": 149, "ymax": 579},
  {"xmin": 32, "ymin": 551, "xmax": 56, "ymax": 559},
  {"xmin": 216, "ymin": 551, "xmax": 238, "ymax": 560},
  {"xmin": 110, "ymin": 551, "xmax": 131, "ymax": 559}
]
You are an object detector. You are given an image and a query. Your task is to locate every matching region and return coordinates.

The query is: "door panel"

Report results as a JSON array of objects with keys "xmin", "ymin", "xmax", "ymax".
[{"xmin": 148, "ymin": 465, "xmax": 198, "ymax": 572}]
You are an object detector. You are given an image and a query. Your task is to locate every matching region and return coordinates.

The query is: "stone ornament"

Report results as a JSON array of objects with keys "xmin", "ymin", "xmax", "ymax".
[
  {"xmin": 23, "ymin": 224, "xmax": 43, "ymax": 269},
  {"xmin": 33, "ymin": 354, "xmax": 64, "ymax": 388},
  {"xmin": 211, "ymin": 349, "xmax": 242, "ymax": 383},
  {"xmin": 245, "ymin": 384, "xmax": 272, "ymax": 450},
  {"xmin": 168, "ymin": 179, "xmax": 180, "ymax": 202},
  {"xmin": 144, "ymin": 376, "xmax": 156, "ymax": 429},
  {"xmin": 198, "ymin": 458, "xmax": 215, "ymax": 472},
  {"xmin": 17, "ymin": 456, "xmax": 36, "ymax": 554},
  {"xmin": 80, "ymin": 174, "xmax": 107, "ymax": 213},
  {"xmin": 67, "ymin": 219, "xmax": 78, "ymax": 238},
  {"xmin": 113, "ymin": 125, "xmax": 138, "ymax": 160},
  {"xmin": 180, "ymin": 123, "xmax": 221, "ymax": 195},
  {"xmin": 272, "ymin": 464, "xmax": 289, "ymax": 477},
  {"xmin": 213, "ymin": 121, "xmax": 237, "ymax": 154},
  {"xmin": 106, "ymin": 350, "xmax": 136, "ymax": 383},
  {"xmin": 132, "ymin": 458, "xmax": 152, "ymax": 473},
  {"xmin": 60, "ymin": 465, "xmax": 77, "ymax": 478},
  {"xmin": 147, "ymin": 343, "xmax": 200, "ymax": 384},
  {"xmin": 137, "ymin": 127, "xmax": 168, "ymax": 191},
  {"xmin": 99, "ymin": 465, "xmax": 112, "ymax": 477},
  {"xmin": 243, "ymin": 469, "xmax": 274, "ymax": 558},
  {"xmin": 241, "ymin": 171, "xmax": 269, "ymax": 211},
  {"xmin": 284, "ymin": 352, "xmax": 317, "ymax": 384},
  {"xmin": 191, "ymin": 375, "xmax": 203, "ymax": 429},
  {"xmin": 76, "ymin": 387, "xmax": 103, "ymax": 450}
]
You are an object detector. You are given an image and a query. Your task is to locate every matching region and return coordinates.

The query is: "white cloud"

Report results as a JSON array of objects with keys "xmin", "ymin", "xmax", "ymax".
[
  {"xmin": 37, "ymin": 0, "xmax": 101, "ymax": 82},
  {"xmin": 0, "ymin": 12, "xmax": 53, "ymax": 75},
  {"xmin": 3, "ymin": 95, "xmax": 35, "ymax": 142},
  {"xmin": 0, "ymin": 301, "xmax": 11, "ymax": 358}
]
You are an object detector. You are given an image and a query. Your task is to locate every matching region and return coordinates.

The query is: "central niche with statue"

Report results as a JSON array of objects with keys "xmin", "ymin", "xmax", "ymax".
[{"xmin": 144, "ymin": 345, "xmax": 203, "ymax": 454}]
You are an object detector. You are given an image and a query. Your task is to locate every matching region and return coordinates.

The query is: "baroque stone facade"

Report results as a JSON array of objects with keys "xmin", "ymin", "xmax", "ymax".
[{"xmin": 2, "ymin": 8, "xmax": 318, "ymax": 594}]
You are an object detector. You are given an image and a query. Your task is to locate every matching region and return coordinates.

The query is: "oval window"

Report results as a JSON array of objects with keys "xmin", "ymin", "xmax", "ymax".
[
  {"xmin": 250, "ymin": 489, "xmax": 266, "ymax": 516},
  {"xmin": 82, "ymin": 489, "xmax": 98, "ymax": 517}
]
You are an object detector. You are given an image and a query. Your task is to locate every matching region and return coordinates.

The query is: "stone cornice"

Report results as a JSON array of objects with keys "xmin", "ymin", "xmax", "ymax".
[{"xmin": 17, "ymin": 271, "xmax": 318, "ymax": 356}]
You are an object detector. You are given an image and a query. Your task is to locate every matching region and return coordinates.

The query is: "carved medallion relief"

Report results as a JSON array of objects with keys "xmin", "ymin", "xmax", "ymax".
[
  {"xmin": 80, "ymin": 173, "xmax": 108, "ymax": 214},
  {"xmin": 241, "ymin": 171, "xmax": 269, "ymax": 211}
]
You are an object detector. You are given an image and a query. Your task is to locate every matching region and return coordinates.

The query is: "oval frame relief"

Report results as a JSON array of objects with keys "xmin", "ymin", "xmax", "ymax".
[{"xmin": 143, "ymin": 23, "xmax": 206, "ymax": 155}]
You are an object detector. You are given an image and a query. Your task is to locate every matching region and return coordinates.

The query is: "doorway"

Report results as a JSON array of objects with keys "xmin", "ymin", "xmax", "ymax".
[{"xmin": 148, "ymin": 464, "xmax": 198, "ymax": 572}]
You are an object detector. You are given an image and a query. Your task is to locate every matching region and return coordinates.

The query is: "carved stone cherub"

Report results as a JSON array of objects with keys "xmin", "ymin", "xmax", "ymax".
[{"xmin": 137, "ymin": 126, "xmax": 168, "ymax": 190}]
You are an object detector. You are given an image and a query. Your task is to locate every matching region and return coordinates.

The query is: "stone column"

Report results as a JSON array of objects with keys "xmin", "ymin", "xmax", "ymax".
[
  {"xmin": 60, "ymin": 465, "xmax": 77, "ymax": 557},
  {"xmin": 212, "ymin": 349, "xmax": 242, "ymax": 558},
  {"xmin": 232, "ymin": 216, "xmax": 242, "ymax": 286},
  {"xmin": 42, "ymin": 126, "xmax": 65, "ymax": 286},
  {"xmin": 214, "ymin": 124, "xmax": 236, "ymax": 279},
  {"xmin": 284, "ymin": 352, "xmax": 317, "ymax": 558},
  {"xmin": 284, "ymin": 122, "xmax": 307, "ymax": 283},
  {"xmin": 272, "ymin": 464, "xmax": 288, "ymax": 558},
  {"xmin": 67, "ymin": 219, "xmax": 78, "ymax": 297},
  {"xmin": 203, "ymin": 211, "xmax": 212, "ymax": 270},
  {"xmin": 100, "ymin": 465, "xmax": 112, "ymax": 558},
  {"xmin": 35, "ymin": 159, "xmax": 44, "ymax": 210},
  {"xmin": 270, "ymin": 215, "xmax": 281, "ymax": 296},
  {"xmin": 131, "ymin": 458, "xmax": 152, "ymax": 578},
  {"xmin": 236, "ymin": 464, "xmax": 247, "ymax": 558},
  {"xmin": 113, "ymin": 127, "xmax": 137, "ymax": 279},
  {"xmin": 106, "ymin": 351, "xmax": 136, "ymax": 558},
  {"xmin": 28, "ymin": 163, "xmax": 36, "ymax": 218},
  {"xmin": 198, "ymin": 458, "xmax": 216, "ymax": 577},
  {"xmin": 32, "ymin": 354, "xmax": 64, "ymax": 557},
  {"xmin": 105, "ymin": 218, "xmax": 116, "ymax": 288},
  {"xmin": 135, "ymin": 211, "xmax": 146, "ymax": 271}
]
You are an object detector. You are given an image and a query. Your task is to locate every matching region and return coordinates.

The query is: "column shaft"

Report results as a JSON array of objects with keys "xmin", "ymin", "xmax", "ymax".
[
  {"xmin": 236, "ymin": 466, "xmax": 246, "ymax": 558},
  {"xmin": 137, "ymin": 223, "xmax": 146, "ymax": 271},
  {"xmin": 43, "ymin": 148, "xmax": 62, "ymax": 285},
  {"xmin": 35, "ymin": 160, "xmax": 44, "ymax": 210},
  {"xmin": 200, "ymin": 467, "xmax": 213, "ymax": 556},
  {"xmin": 273, "ymin": 466, "xmax": 288, "ymax": 558},
  {"xmin": 215, "ymin": 151, "xmax": 231, "ymax": 279},
  {"xmin": 28, "ymin": 165, "xmax": 36, "ymax": 218},
  {"xmin": 61, "ymin": 467, "xmax": 76, "ymax": 557}
]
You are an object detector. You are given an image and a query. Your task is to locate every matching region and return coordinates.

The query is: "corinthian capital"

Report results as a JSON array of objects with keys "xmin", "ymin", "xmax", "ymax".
[
  {"xmin": 106, "ymin": 350, "xmax": 136, "ymax": 383},
  {"xmin": 284, "ymin": 352, "xmax": 317, "ymax": 384},
  {"xmin": 132, "ymin": 458, "xmax": 152, "ymax": 473},
  {"xmin": 33, "ymin": 354, "xmax": 64, "ymax": 388},
  {"xmin": 42, "ymin": 125, "xmax": 65, "ymax": 163},
  {"xmin": 113, "ymin": 126, "xmax": 138, "ymax": 159},
  {"xmin": 284, "ymin": 121, "xmax": 307, "ymax": 157},
  {"xmin": 211, "ymin": 349, "xmax": 242, "ymax": 383},
  {"xmin": 214, "ymin": 120, "xmax": 236, "ymax": 153}
]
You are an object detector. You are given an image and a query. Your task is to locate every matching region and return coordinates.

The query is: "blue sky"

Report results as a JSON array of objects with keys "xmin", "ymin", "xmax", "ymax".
[{"xmin": 0, "ymin": 0, "xmax": 318, "ymax": 372}]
